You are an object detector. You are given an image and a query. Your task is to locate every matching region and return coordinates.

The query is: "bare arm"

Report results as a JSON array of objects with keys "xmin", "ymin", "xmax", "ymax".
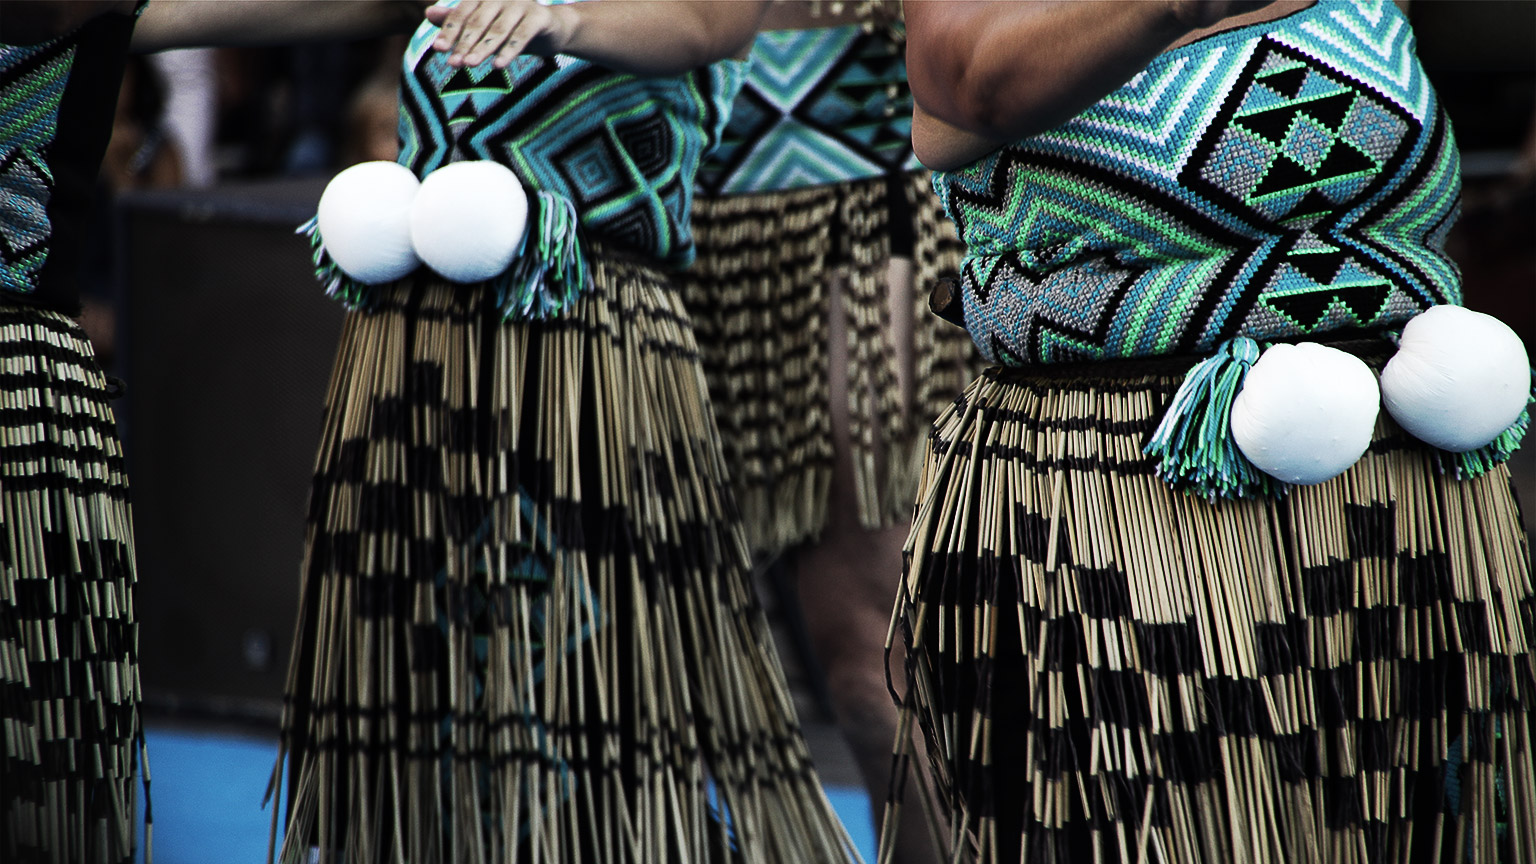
[
  {"xmin": 905, "ymin": 0, "xmax": 1280, "ymax": 145},
  {"xmin": 0, "ymin": 0, "xmax": 137, "ymax": 45},
  {"xmin": 425, "ymin": 0, "xmax": 772, "ymax": 74},
  {"xmin": 131, "ymin": 0, "xmax": 430, "ymax": 53}
]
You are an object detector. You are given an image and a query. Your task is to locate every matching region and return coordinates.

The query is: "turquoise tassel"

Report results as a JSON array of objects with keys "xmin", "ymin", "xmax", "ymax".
[
  {"xmin": 1144, "ymin": 337, "xmax": 1286, "ymax": 500},
  {"xmin": 491, "ymin": 191, "xmax": 591, "ymax": 320},
  {"xmin": 300, "ymin": 190, "xmax": 590, "ymax": 320}
]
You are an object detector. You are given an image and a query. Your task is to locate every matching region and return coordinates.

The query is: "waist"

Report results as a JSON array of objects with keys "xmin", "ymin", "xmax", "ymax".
[
  {"xmin": 952, "ymin": 244, "xmax": 1456, "ymax": 367},
  {"xmin": 986, "ymin": 334, "xmax": 1395, "ymax": 384}
]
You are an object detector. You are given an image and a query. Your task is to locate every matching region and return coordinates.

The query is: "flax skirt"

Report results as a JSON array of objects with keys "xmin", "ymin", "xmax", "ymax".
[
  {"xmin": 883, "ymin": 358, "xmax": 1535, "ymax": 864},
  {"xmin": 273, "ymin": 254, "xmax": 860, "ymax": 864},
  {"xmin": 681, "ymin": 172, "xmax": 978, "ymax": 557},
  {"xmin": 0, "ymin": 304, "xmax": 144, "ymax": 864}
]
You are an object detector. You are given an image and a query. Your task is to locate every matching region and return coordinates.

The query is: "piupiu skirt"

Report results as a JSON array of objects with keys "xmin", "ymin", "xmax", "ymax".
[
  {"xmin": 0, "ymin": 304, "xmax": 144, "ymax": 864},
  {"xmin": 883, "ymin": 352, "xmax": 1535, "ymax": 864},
  {"xmin": 273, "ymin": 254, "xmax": 861, "ymax": 864},
  {"xmin": 681, "ymin": 172, "xmax": 979, "ymax": 557}
]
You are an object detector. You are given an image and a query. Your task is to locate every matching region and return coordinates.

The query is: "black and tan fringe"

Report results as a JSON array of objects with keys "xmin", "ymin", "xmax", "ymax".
[
  {"xmin": 271, "ymin": 254, "xmax": 862, "ymax": 864},
  {"xmin": 682, "ymin": 171, "xmax": 977, "ymax": 557},
  {"xmin": 0, "ymin": 304, "xmax": 146, "ymax": 864},
  {"xmin": 882, "ymin": 355, "xmax": 1536, "ymax": 864}
]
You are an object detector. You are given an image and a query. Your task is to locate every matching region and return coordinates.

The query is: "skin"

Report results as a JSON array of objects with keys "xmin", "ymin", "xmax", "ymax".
[
  {"xmin": 428, "ymin": 0, "xmax": 769, "ymax": 71},
  {"xmin": 707, "ymin": 5, "xmax": 932, "ymax": 861},
  {"xmin": 802, "ymin": 259, "xmax": 940, "ymax": 864},
  {"xmin": 132, "ymin": 0, "xmax": 432, "ymax": 51},
  {"xmin": 904, "ymin": 0, "xmax": 1312, "ymax": 169},
  {"xmin": 129, "ymin": 0, "xmax": 768, "ymax": 70}
]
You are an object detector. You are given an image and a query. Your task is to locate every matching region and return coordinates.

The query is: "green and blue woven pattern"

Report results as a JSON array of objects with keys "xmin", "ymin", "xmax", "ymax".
[
  {"xmin": 699, "ymin": 25, "xmax": 919, "ymax": 194},
  {"xmin": 935, "ymin": 0, "xmax": 1461, "ymax": 366},
  {"xmin": 0, "ymin": 43, "xmax": 73, "ymax": 294},
  {"xmin": 396, "ymin": 18, "xmax": 745, "ymax": 269}
]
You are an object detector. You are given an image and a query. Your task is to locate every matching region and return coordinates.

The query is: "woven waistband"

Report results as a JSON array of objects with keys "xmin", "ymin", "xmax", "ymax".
[{"xmin": 988, "ymin": 334, "xmax": 1396, "ymax": 384}]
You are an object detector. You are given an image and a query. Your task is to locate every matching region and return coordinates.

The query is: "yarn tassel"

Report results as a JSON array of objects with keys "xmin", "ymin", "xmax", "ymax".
[
  {"xmin": 493, "ymin": 191, "xmax": 590, "ymax": 320},
  {"xmin": 300, "ymin": 190, "xmax": 590, "ymax": 321},
  {"xmin": 1144, "ymin": 336, "xmax": 1285, "ymax": 500}
]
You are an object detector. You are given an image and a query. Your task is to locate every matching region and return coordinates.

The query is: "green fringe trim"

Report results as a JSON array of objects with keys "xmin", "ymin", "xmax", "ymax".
[
  {"xmin": 297, "ymin": 215, "xmax": 398, "ymax": 310},
  {"xmin": 296, "ymin": 190, "xmax": 591, "ymax": 321},
  {"xmin": 1144, "ymin": 337, "xmax": 1287, "ymax": 500},
  {"xmin": 491, "ymin": 191, "xmax": 590, "ymax": 321},
  {"xmin": 1437, "ymin": 391, "xmax": 1531, "ymax": 481}
]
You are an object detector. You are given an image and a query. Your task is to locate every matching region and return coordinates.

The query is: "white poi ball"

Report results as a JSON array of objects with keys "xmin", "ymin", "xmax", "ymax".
[
  {"xmin": 1230, "ymin": 342, "xmax": 1381, "ymax": 485},
  {"xmin": 1380, "ymin": 305, "xmax": 1530, "ymax": 452},
  {"xmin": 315, "ymin": 160, "xmax": 421, "ymax": 284},
  {"xmin": 409, "ymin": 161, "xmax": 529, "ymax": 284}
]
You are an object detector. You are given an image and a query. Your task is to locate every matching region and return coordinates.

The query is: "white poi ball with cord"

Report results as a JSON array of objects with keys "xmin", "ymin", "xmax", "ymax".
[
  {"xmin": 410, "ymin": 160, "xmax": 529, "ymax": 284},
  {"xmin": 1380, "ymin": 305, "xmax": 1530, "ymax": 452},
  {"xmin": 1230, "ymin": 342, "xmax": 1381, "ymax": 485},
  {"xmin": 316, "ymin": 160, "xmax": 421, "ymax": 284}
]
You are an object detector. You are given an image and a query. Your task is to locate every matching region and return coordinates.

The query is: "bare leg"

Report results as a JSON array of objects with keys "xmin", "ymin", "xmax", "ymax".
[{"xmin": 793, "ymin": 260, "xmax": 937, "ymax": 864}]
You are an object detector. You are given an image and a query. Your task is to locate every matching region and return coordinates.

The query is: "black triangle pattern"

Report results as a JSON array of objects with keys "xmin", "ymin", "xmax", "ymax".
[
  {"xmin": 396, "ymin": 50, "xmax": 731, "ymax": 266},
  {"xmin": 945, "ymin": 23, "xmax": 1449, "ymax": 366},
  {"xmin": 1259, "ymin": 66, "xmax": 1308, "ymax": 99},
  {"xmin": 1281, "ymin": 189, "xmax": 1337, "ymax": 221},
  {"xmin": 1285, "ymin": 249, "xmax": 1347, "ymax": 284},
  {"xmin": 1265, "ymin": 282, "xmax": 1390, "ymax": 329}
]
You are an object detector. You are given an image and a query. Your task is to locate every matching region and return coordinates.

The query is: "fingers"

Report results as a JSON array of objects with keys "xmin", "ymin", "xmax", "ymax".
[
  {"xmin": 429, "ymin": 1, "xmax": 534, "ymax": 68},
  {"xmin": 491, "ymin": 11, "xmax": 541, "ymax": 68}
]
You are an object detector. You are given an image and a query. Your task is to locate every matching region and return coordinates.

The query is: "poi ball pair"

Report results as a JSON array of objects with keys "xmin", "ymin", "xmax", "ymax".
[
  {"xmin": 1232, "ymin": 306, "xmax": 1530, "ymax": 486},
  {"xmin": 315, "ymin": 160, "xmax": 530, "ymax": 285}
]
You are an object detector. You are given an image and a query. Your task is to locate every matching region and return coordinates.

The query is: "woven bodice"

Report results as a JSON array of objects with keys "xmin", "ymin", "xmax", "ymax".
[
  {"xmin": 934, "ymin": 0, "xmax": 1461, "ymax": 366},
  {"xmin": 0, "ymin": 7, "xmax": 142, "ymax": 311},
  {"xmin": 396, "ymin": 7, "xmax": 745, "ymax": 268},
  {"xmin": 698, "ymin": 24, "xmax": 918, "ymax": 196}
]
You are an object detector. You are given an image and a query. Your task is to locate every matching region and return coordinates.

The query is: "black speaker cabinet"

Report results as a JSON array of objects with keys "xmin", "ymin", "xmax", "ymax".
[{"xmin": 117, "ymin": 179, "xmax": 341, "ymax": 714}]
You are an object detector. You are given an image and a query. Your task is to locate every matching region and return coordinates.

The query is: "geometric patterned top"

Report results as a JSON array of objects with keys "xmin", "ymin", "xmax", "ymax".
[
  {"xmin": 395, "ymin": 10, "xmax": 745, "ymax": 269},
  {"xmin": 0, "ymin": 5, "xmax": 145, "ymax": 312},
  {"xmin": 934, "ymin": 0, "xmax": 1462, "ymax": 366},
  {"xmin": 698, "ymin": 24, "xmax": 920, "ymax": 195}
]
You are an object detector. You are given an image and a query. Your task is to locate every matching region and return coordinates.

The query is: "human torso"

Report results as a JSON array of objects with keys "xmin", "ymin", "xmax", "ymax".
[
  {"xmin": 934, "ymin": 0, "xmax": 1460, "ymax": 365},
  {"xmin": 396, "ymin": 1, "xmax": 746, "ymax": 267},
  {"xmin": 698, "ymin": 1, "xmax": 916, "ymax": 195},
  {"xmin": 0, "ymin": 9, "xmax": 141, "ymax": 313}
]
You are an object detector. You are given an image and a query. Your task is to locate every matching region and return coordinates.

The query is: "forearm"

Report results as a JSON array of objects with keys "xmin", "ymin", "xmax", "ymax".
[
  {"xmin": 556, "ymin": 1, "xmax": 770, "ymax": 74},
  {"xmin": 0, "ymin": 0, "xmax": 137, "ymax": 44},
  {"xmin": 132, "ymin": 0, "xmax": 429, "ymax": 53},
  {"xmin": 907, "ymin": 0, "xmax": 1194, "ymax": 141},
  {"xmin": 432, "ymin": 1, "xmax": 771, "ymax": 75}
]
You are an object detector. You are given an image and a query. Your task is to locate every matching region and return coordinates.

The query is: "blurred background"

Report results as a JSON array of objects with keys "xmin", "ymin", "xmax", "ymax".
[{"xmin": 97, "ymin": 3, "xmax": 1532, "ymax": 861}]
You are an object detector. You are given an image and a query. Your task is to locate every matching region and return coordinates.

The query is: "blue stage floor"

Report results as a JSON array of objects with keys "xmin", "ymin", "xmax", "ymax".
[{"xmin": 136, "ymin": 727, "xmax": 876, "ymax": 864}]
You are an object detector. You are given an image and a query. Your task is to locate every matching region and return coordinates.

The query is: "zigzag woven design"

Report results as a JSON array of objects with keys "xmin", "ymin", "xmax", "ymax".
[
  {"xmin": 698, "ymin": 25, "xmax": 920, "ymax": 195},
  {"xmin": 396, "ymin": 21, "xmax": 744, "ymax": 268},
  {"xmin": 934, "ymin": 0, "xmax": 1461, "ymax": 366},
  {"xmin": 0, "ymin": 43, "xmax": 73, "ymax": 294}
]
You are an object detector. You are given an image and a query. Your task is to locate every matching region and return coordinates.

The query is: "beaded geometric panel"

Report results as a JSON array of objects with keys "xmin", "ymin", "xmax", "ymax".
[
  {"xmin": 0, "ymin": 43, "xmax": 72, "ymax": 293},
  {"xmin": 935, "ymin": 0, "xmax": 1462, "ymax": 366},
  {"xmin": 699, "ymin": 25, "xmax": 919, "ymax": 195},
  {"xmin": 395, "ymin": 24, "xmax": 744, "ymax": 268}
]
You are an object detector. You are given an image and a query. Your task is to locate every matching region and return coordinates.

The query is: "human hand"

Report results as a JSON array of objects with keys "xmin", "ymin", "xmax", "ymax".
[{"xmin": 425, "ymin": 0, "xmax": 576, "ymax": 68}]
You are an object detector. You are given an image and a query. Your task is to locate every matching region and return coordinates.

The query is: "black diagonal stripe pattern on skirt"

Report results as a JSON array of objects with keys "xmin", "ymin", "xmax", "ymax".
[
  {"xmin": 681, "ymin": 171, "xmax": 979, "ymax": 558},
  {"xmin": 0, "ymin": 304, "xmax": 145, "ymax": 864},
  {"xmin": 273, "ymin": 254, "xmax": 862, "ymax": 864},
  {"xmin": 882, "ymin": 355, "xmax": 1535, "ymax": 864}
]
